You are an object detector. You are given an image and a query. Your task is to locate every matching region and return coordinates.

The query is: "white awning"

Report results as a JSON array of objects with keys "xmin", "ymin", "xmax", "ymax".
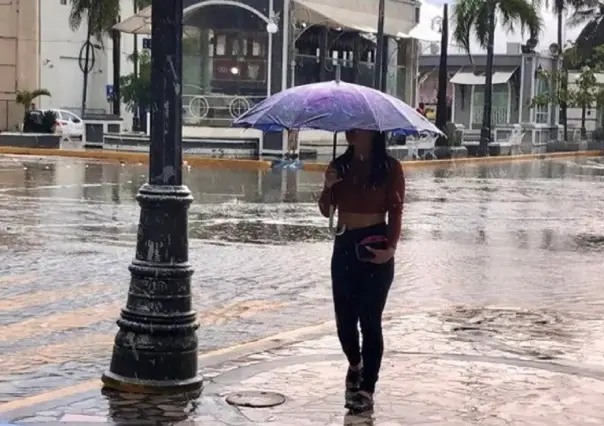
[
  {"xmin": 450, "ymin": 69, "xmax": 517, "ymax": 85},
  {"xmin": 406, "ymin": 24, "xmax": 441, "ymax": 42},
  {"xmin": 293, "ymin": 0, "xmax": 413, "ymax": 38},
  {"xmin": 113, "ymin": 6, "xmax": 151, "ymax": 34}
]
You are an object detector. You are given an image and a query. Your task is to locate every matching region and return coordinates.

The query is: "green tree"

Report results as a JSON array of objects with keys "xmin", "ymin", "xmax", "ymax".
[
  {"xmin": 68, "ymin": 0, "xmax": 121, "ymax": 116},
  {"xmin": 531, "ymin": 46, "xmax": 604, "ymax": 139},
  {"xmin": 453, "ymin": 0, "xmax": 542, "ymax": 155},
  {"xmin": 120, "ymin": 51, "xmax": 151, "ymax": 126}
]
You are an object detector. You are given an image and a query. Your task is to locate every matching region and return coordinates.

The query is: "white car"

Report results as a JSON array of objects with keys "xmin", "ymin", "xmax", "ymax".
[{"xmin": 51, "ymin": 109, "xmax": 84, "ymax": 139}]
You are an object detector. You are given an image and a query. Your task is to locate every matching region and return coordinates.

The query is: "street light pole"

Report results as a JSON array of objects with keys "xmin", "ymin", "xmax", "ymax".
[
  {"xmin": 102, "ymin": 0, "xmax": 203, "ymax": 394},
  {"xmin": 373, "ymin": 0, "xmax": 386, "ymax": 91}
]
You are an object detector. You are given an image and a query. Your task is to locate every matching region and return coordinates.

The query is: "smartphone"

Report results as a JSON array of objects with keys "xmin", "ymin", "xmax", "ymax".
[{"xmin": 355, "ymin": 235, "xmax": 389, "ymax": 261}]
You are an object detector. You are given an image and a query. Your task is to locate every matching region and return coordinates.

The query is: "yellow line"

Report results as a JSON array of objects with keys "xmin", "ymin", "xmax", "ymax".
[
  {"xmin": 0, "ymin": 147, "xmax": 272, "ymax": 171},
  {"xmin": 0, "ymin": 302, "xmax": 121, "ymax": 343},
  {"xmin": 0, "ymin": 284, "xmax": 110, "ymax": 313},
  {"xmin": 1, "ymin": 146, "xmax": 599, "ymax": 172},
  {"xmin": 0, "ymin": 300, "xmax": 289, "ymax": 374},
  {"xmin": 302, "ymin": 150, "xmax": 604, "ymax": 172},
  {"xmin": 0, "ymin": 334, "xmax": 115, "ymax": 374},
  {"xmin": 0, "ymin": 275, "xmax": 35, "ymax": 288},
  {"xmin": 0, "ymin": 320, "xmax": 332, "ymax": 414}
]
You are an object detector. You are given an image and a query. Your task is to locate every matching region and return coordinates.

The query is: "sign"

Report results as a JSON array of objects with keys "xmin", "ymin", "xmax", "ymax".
[
  {"xmin": 142, "ymin": 38, "xmax": 152, "ymax": 50},
  {"xmin": 106, "ymin": 84, "xmax": 114, "ymax": 98}
]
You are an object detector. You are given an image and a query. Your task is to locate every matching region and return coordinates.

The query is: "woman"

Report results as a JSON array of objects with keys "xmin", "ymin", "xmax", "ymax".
[{"xmin": 318, "ymin": 130, "xmax": 405, "ymax": 412}]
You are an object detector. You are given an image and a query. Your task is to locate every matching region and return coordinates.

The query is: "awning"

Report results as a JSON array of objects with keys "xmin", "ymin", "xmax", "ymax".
[
  {"xmin": 293, "ymin": 0, "xmax": 414, "ymax": 38},
  {"xmin": 407, "ymin": 24, "xmax": 441, "ymax": 42},
  {"xmin": 450, "ymin": 69, "xmax": 517, "ymax": 85},
  {"xmin": 113, "ymin": 5, "xmax": 151, "ymax": 34}
]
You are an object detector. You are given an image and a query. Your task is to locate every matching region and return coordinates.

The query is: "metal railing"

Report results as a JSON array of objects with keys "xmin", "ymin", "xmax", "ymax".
[
  {"xmin": 182, "ymin": 91, "xmax": 266, "ymax": 126},
  {"xmin": 471, "ymin": 106, "xmax": 508, "ymax": 129}
]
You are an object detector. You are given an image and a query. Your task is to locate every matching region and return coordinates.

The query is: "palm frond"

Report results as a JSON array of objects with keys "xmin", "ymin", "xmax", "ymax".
[
  {"xmin": 498, "ymin": 0, "xmax": 543, "ymax": 41},
  {"xmin": 452, "ymin": 0, "xmax": 484, "ymax": 56}
]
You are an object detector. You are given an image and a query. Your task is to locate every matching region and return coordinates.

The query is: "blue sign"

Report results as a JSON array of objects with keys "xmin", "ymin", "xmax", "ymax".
[
  {"xmin": 106, "ymin": 84, "xmax": 114, "ymax": 97},
  {"xmin": 142, "ymin": 38, "xmax": 152, "ymax": 50}
]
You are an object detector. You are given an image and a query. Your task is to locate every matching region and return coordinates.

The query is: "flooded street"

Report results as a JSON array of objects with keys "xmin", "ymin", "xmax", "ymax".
[{"xmin": 0, "ymin": 155, "xmax": 603, "ymax": 404}]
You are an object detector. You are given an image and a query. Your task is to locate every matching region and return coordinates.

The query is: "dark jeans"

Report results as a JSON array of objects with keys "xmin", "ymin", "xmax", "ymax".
[{"xmin": 331, "ymin": 223, "xmax": 394, "ymax": 393}]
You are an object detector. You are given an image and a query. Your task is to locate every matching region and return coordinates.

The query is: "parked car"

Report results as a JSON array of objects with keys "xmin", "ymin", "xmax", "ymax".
[{"xmin": 50, "ymin": 109, "xmax": 84, "ymax": 139}]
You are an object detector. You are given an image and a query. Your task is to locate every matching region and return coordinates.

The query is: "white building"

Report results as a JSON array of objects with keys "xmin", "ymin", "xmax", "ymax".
[
  {"xmin": 37, "ymin": 0, "xmax": 141, "ymax": 130},
  {"xmin": 419, "ymin": 0, "xmax": 578, "ymax": 56}
]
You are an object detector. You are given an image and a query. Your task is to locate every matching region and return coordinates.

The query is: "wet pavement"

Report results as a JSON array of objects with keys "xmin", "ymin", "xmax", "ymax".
[
  {"xmin": 7, "ymin": 310, "xmax": 604, "ymax": 424},
  {"xmin": 0, "ymin": 154, "xmax": 604, "ymax": 421}
]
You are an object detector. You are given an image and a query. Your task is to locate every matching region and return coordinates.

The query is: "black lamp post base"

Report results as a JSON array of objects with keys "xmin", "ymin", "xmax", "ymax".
[
  {"xmin": 102, "ymin": 371, "xmax": 203, "ymax": 395},
  {"xmin": 103, "ymin": 184, "xmax": 202, "ymax": 395}
]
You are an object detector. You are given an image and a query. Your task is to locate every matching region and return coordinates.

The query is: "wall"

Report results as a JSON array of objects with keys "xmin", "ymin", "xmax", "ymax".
[
  {"xmin": 39, "ymin": 0, "xmax": 140, "ymax": 127},
  {"xmin": 0, "ymin": 0, "xmax": 39, "ymax": 131}
]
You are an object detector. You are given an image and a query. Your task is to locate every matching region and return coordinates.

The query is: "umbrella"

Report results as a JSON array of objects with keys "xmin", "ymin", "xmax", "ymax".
[
  {"xmin": 232, "ymin": 80, "xmax": 443, "ymax": 136},
  {"xmin": 233, "ymin": 78, "xmax": 444, "ymax": 236}
]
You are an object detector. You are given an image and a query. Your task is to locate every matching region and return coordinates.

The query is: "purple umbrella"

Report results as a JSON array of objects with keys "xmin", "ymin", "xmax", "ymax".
[
  {"xmin": 233, "ymin": 79, "xmax": 444, "ymax": 237},
  {"xmin": 232, "ymin": 80, "xmax": 444, "ymax": 136}
]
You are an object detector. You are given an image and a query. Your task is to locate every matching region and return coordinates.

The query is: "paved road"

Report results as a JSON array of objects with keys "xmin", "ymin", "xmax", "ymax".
[{"xmin": 0, "ymin": 154, "xmax": 603, "ymax": 404}]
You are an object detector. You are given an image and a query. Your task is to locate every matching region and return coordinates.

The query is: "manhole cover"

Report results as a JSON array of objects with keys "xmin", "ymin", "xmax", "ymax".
[{"xmin": 225, "ymin": 391, "xmax": 286, "ymax": 408}]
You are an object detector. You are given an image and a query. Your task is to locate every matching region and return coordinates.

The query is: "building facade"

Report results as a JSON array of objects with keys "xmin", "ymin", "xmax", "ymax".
[
  {"xmin": 0, "ymin": 0, "xmax": 140, "ymax": 131},
  {"xmin": 0, "ymin": 0, "xmax": 39, "ymax": 131}
]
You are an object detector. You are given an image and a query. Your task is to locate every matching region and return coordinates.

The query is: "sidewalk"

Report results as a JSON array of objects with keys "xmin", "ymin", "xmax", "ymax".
[{"xmin": 5, "ymin": 308, "xmax": 604, "ymax": 425}]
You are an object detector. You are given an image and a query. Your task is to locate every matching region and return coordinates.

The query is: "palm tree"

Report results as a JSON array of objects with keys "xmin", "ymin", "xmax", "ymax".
[
  {"xmin": 68, "ymin": 0, "xmax": 121, "ymax": 116},
  {"xmin": 569, "ymin": 0, "xmax": 604, "ymax": 55},
  {"xmin": 452, "ymin": 0, "xmax": 542, "ymax": 156},
  {"xmin": 15, "ymin": 89, "xmax": 51, "ymax": 111}
]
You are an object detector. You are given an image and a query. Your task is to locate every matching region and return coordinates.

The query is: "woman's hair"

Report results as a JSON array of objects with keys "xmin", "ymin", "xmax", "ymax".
[{"xmin": 333, "ymin": 131, "xmax": 390, "ymax": 187}]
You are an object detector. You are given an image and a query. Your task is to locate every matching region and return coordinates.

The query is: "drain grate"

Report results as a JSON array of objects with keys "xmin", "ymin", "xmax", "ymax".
[{"xmin": 225, "ymin": 391, "xmax": 286, "ymax": 408}]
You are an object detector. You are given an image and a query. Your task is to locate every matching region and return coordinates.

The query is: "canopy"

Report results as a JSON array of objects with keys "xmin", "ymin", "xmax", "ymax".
[
  {"xmin": 449, "ymin": 69, "xmax": 518, "ymax": 85},
  {"xmin": 114, "ymin": 0, "xmax": 419, "ymax": 38}
]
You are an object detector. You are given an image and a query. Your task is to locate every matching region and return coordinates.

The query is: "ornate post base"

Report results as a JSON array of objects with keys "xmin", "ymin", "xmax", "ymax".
[{"xmin": 102, "ymin": 184, "xmax": 203, "ymax": 394}]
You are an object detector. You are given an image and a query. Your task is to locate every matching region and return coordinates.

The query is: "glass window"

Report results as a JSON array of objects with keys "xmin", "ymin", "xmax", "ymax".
[
  {"xmin": 535, "ymin": 76, "xmax": 549, "ymax": 124},
  {"xmin": 472, "ymin": 85, "xmax": 509, "ymax": 128},
  {"xmin": 215, "ymin": 35, "xmax": 226, "ymax": 56}
]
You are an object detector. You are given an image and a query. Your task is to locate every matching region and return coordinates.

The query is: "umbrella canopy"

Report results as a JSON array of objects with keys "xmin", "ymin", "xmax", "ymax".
[{"xmin": 233, "ymin": 81, "xmax": 444, "ymax": 136}]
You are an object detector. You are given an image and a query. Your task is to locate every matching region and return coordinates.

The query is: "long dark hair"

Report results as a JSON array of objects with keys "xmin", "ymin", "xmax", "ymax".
[{"xmin": 333, "ymin": 131, "xmax": 390, "ymax": 188}]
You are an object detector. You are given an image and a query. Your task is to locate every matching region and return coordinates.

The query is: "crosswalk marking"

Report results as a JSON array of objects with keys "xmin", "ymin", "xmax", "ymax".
[{"xmin": 0, "ymin": 284, "xmax": 111, "ymax": 313}]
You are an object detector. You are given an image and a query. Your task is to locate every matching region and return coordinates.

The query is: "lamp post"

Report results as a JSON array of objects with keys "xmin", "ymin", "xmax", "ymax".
[
  {"xmin": 435, "ymin": 4, "xmax": 448, "ymax": 134},
  {"xmin": 101, "ymin": 0, "xmax": 203, "ymax": 394}
]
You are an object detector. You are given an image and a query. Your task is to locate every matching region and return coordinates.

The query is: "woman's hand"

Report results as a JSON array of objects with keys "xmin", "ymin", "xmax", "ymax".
[
  {"xmin": 366, "ymin": 246, "xmax": 395, "ymax": 264},
  {"xmin": 324, "ymin": 166, "xmax": 342, "ymax": 189}
]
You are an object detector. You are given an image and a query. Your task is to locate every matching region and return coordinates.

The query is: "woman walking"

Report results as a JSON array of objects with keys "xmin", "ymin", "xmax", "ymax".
[{"xmin": 318, "ymin": 130, "xmax": 405, "ymax": 413}]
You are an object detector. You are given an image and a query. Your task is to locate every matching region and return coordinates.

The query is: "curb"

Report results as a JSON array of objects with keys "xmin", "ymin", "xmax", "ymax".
[
  {"xmin": 0, "ymin": 147, "xmax": 272, "ymax": 171},
  {"xmin": 1, "ymin": 147, "xmax": 601, "ymax": 173},
  {"xmin": 302, "ymin": 150, "xmax": 604, "ymax": 172}
]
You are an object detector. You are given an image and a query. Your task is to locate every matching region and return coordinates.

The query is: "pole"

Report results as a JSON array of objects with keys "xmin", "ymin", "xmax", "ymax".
[
  {"xmin": 435, "ymin": 5, "xmax": 448, "ymax": 130},
  {"xmin": 81, "ymin": 13, "xmax": 92, "ymax": 118},
  {"xmin": 111, "ymin": 29, "xmax": 121, "ymax": 116},
  {"xmin": 373, "ymin": 0, "xmax": 385, "ymax": 90},
  {"xmin": 133, "ymin": 1, "xmax": 140, "ymax": 131},
  {"xmin": 479, "ymin": 2, "xmax": 495, "ymax": 157},
  {"xmin": 102, "ymin": 0, "xmax": 203, "ymax": 394}
]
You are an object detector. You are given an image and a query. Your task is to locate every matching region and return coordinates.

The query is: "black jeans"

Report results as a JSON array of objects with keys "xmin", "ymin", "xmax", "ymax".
[{"xmin": 331, "ymin": 223, "xmax": 394, "ymax": 393}]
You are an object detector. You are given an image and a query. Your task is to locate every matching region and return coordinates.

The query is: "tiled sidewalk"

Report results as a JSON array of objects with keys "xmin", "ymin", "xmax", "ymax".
[{"xmin": 6, "ymin": 307, "xmax": 604, "ymax": 425}]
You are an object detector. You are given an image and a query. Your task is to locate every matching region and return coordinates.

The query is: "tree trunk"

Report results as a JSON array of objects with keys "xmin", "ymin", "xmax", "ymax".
[
  {"xmin": 479, "ymin": 2, "xmax": 496, "ymax": 156},
  {"xmin": 112, "ymin": 29, "xmax": 121, "ymax": 116},
  {"xmin": 581, "ymin": 105, "xmax": 587, "ymax": 139},
  {"xmin": 557, "ymin": 10, "xmax": 568, "ymax": 141},
  {"xmin": 435, "ymin": 3, "xmax": 449, "ymax": 147}
]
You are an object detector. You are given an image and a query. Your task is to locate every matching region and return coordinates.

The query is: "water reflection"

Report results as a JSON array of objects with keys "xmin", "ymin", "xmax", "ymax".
[{"xmin": 0, "ymin": 155, "xmax": 603, "ymax": 336}]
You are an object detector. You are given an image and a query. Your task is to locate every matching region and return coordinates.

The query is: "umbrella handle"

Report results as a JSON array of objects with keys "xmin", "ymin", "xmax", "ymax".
[{"xmin": 328, "ymin": 205, "xmax": 346, "ymax": 237}]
